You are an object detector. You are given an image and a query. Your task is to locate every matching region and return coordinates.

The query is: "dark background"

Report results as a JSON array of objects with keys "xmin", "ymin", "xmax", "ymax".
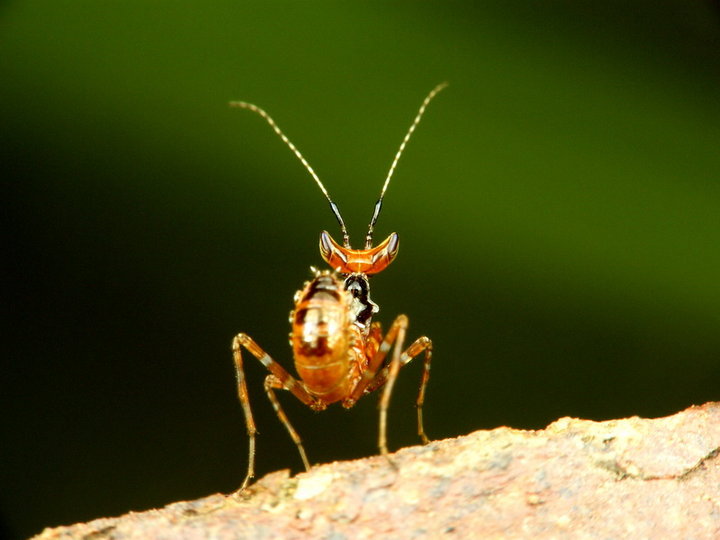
[{"xmin": 4, "ymin": 1, "xmax": 720, "ymax": 538}]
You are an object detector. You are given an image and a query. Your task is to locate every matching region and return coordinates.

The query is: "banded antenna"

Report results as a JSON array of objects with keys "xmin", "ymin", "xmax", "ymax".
[
  {"xmin": 229, "ymin": 99, "xmax": 350, "ymax": 247},
  {"xmin": 230, "ymin": 82, "xmax": 448, "ymax": 250},
  {"xmin": 364, "ymin": 82, "xmax": 448, "ymax": 249}
]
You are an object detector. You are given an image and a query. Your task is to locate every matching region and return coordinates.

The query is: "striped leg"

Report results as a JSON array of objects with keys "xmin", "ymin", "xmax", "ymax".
[
  {"xmin": 345, "ymin": 317, "xmax": 404, "ymax": 405},
  {"xmin": 371, "ymin": 335, "xmax": 433, "ymax": 446},
  {"xmin": 359, "ymin": 317, "xmax": 432, "ymax": 453},
  {"xmin": 232, "ymin": 333, "xmax": 317, "ymax": 490},
  {"xmin": 265, "ymin": 374, "xmax": 312, "ymax": 472}
]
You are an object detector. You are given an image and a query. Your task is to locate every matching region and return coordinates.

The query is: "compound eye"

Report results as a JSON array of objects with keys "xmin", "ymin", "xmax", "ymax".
[
  {"xmin": 370, "ymin": 232, "xmax": 399, "ymax": 269},
  {"xmin": 319, "ymin": 231, "xmax": 349, "ymax": 270},
  {"xmin": 386, "ymin": 232, "xmax": 399, "ymax": 261},
  {"xmin": 319, "ymin": 230, "xmax": 333, "ymax": 263}
]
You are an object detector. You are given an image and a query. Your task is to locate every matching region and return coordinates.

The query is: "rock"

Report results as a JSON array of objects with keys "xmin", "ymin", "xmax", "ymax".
[{"xmin": 33, "ymin": 402, "xmax": 720, "ymax": 539}]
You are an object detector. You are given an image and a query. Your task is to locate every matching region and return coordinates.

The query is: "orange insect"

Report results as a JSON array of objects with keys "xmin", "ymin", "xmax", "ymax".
[{"xmin": 229, "ymin": 83, "xmax": 447, "ymax": 489}]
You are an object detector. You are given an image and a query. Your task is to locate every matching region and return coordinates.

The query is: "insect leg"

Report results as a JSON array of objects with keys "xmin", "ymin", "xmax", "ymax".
[
  {"xmin": 231, "ymin": 333, "xmax": 317, "ymax": 490},
  {"xmin": 345, "ymin": 319, "xmax": 400, "ymax": 405},
  {"xmin": 264, "ymin": 374, "xmax": 313, "ymax": 472},
  {"xmin": 365, "ymin": 326, "xmax": 433, "ymax": 449},
  {"xmin": 377, "ymin": 315, "xmax": 408, "ymax": 456}
]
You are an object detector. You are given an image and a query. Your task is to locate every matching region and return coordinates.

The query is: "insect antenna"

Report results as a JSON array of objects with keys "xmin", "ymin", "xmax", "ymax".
[
  {"xmin": 364, "ymin": 82, "xmax": 448, "ymax": 249},
  {"xmin": 230, "ymin": 99, "xmax": 351, "ymax": 248}
]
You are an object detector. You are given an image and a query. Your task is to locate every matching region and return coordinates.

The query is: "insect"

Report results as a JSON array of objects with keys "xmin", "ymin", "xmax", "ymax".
[{"xmin": 229, "ymin": 83, "xmax": 447, "ymax": 489}]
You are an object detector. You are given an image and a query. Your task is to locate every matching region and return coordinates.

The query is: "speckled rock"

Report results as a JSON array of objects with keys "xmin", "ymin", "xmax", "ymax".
[{"xmin": 34, "ymin": 402, "xmax": 720, "ymax": 539}]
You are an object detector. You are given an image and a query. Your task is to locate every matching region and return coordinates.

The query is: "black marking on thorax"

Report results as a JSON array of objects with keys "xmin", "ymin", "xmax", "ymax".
[{"xmin": 344, "ymin": 274, "xmax": 378, "ymax": 326}]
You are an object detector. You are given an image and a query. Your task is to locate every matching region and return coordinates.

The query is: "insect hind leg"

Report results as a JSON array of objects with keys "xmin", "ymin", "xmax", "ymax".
[
  {"xmin": 406, "ymin": 336, "xmax": 433, "ymax": 444},
  {"xmin": 231, "ymin": 333, "xmax": 317, "ymax": 490}
]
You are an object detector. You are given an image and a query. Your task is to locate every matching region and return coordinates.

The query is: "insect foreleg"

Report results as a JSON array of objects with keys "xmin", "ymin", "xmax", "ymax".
[{"xmin": 345, "ymin": 317, "xmax": 405, "ymax": 406}]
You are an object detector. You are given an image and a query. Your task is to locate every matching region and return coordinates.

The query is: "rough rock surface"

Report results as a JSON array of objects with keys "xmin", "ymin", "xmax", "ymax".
[{"xmin": 34, "ymin": 403, "xmax": 720, "ymax": 539}]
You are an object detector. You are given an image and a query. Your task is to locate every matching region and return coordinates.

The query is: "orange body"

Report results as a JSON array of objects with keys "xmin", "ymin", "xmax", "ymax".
[
  {"xmin": 290, "ymin": 271, "xmax": 383, "ymax": 405},
  {"xmin": 291, "ymin": 273, "xmax": 357, "ymax": 403}
]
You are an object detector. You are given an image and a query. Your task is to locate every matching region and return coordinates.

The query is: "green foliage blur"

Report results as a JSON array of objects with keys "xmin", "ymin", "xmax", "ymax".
[{"xmin": 4, "ymin": 1, "xmax": 720, "ymax": 537}]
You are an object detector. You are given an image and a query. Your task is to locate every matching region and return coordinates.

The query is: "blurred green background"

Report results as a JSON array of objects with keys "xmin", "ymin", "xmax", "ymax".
[{"xmin": 3, "ymin": 1, "xmax": 720, "ymax": 537}]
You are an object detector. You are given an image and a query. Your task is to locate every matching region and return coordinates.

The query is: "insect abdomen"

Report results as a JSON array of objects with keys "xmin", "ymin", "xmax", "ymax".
[{"xmin": 291, "ymin": 273, "xmax": 351, "ymax": 402}]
